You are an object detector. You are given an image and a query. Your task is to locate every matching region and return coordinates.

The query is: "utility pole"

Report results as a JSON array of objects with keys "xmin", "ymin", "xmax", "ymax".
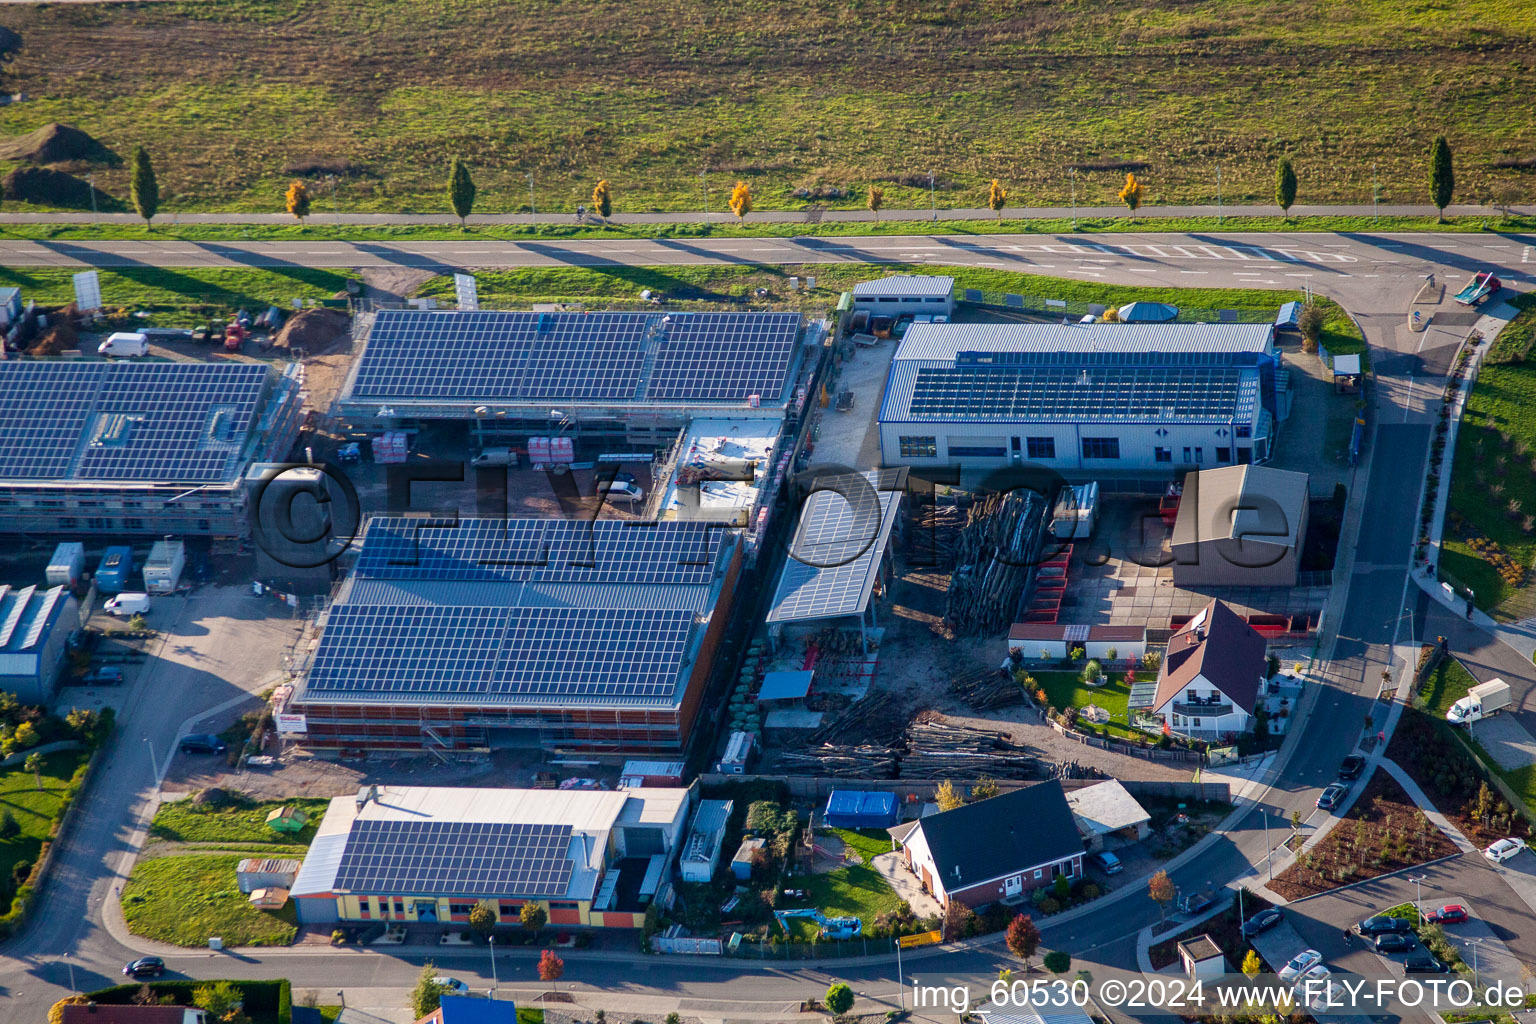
[
  {"xmin": 929, "ymin": 170, "xmax": 937, "ymax": 222},
  {"xmin": 1070, "ymin": 167, "xmax": 1077, "ymax": 231},
  {"xmin": 89, "ymin": 174, "xmax": 98, "ymax": 216},
  {"xmin": 526, "ymin": 173, "xmax": 535, "ymax": 223},
  {"xmin": 1217, "ymin": 166, "xmax": 1223, "ymax": 225},
  {"xmin": 1373, "ymin": 163, "xmax": 1379, "ymax": 225}
]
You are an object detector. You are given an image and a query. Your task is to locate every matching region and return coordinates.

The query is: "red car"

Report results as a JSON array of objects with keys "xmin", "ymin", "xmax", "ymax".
[{"xmin": 1426, "ymin": 904, "xmax": 1468, "ymax": 925}]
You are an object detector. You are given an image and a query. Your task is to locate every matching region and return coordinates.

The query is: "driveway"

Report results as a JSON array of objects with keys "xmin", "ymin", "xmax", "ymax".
[{"xmin": 871, "ymin": 851, "xmax": 943, "ymax": 919}]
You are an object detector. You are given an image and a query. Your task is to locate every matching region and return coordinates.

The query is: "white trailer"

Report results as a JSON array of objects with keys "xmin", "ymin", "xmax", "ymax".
[
  {"xmin": 142, "ymin": 539, "xmax": 187, "ymax": 594},
  {"xmin": 46, "ymin": 542, "xmax": 86, "ymax": 586}
]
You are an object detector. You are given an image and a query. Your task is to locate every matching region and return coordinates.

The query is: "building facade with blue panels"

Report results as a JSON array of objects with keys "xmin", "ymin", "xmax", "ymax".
[
  {"xmin": 0, "ymin": 361, "xmax": 304, "ymax": 537},
  {"xmin": 878, "ymin": 322, "xmax": 1285, "ymax": 477}
]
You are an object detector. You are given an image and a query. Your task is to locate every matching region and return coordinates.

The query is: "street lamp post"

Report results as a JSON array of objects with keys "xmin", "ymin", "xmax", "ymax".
[
  {"xmin": 895, "ymin": 938, "xmax": 905, "ymax": 1010},
  {"xmin": 1373, "ymin": 163, "xmax": 1379, "ymax": 224},
  {"xmin": 1411, "ymin": 875, "xmax": 1424, "ymax": 925},
  {"xmin": 144, "ymin": 736, "xmax": 159, "ymax": 780},
  {"xmin": 1263, "ymin": 812, "xmax": 1272, "ymax": 880},
  {"xmin": 526, "ymin": 174, "xmax": 535, "ymax": 223},
  {"xmin": 489, "ymin": 935, "xmax": 498, "ymax": 998},
  {"xmin": 1217, "ymin": 166, "xmax": 1223, "ymax": 225},
  {"xmin": 701, "ymin": 168, "xmax": 708, "ymax": 223},
  {"xmin": 929, "ymin": 170, "xmax": 937, "ymax": 222},
  {"xmin": 1070, "ymin": 167, "xmax": 1077, "ymax": 231},
  {"xmin": 1470, "ymin": 938, "xmax": 1483, "ymax": 993}
]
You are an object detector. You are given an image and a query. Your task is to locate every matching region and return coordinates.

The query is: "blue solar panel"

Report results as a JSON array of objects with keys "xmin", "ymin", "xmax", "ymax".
[
  {"xmin": 768, "ymin": 473, "xmax": 901, "ymax": 623},
  {"xmin": 0, "ymin": 361, "xmax": 269, "ymax": 482},
  {"xmin": 334, "ymin": 819, "xmax": 575, "ymax": 896},
  {"xmin": 354, "ymin": 518, "xmax": 724, "ymax": 585},
  {"xmin": 350, "ymin": 310, "xmax": 800, "ymax": 405}
]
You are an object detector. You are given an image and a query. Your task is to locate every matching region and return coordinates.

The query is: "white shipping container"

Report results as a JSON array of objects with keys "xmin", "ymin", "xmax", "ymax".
[{"xmin": 46, "ymin": 542, "xmax": 86, "ymax": 586}]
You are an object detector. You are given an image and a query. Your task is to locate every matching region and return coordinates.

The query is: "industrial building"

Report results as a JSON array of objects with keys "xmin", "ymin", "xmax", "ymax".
[
  {"xmin": 290, "ymin": 784, "xmax": 690, "ymax": 928},
  {"xmin": 0, "ymin": 583, "xmax": 79, "ymax": 704},
  {"xmin": 0, "ymin": 361, "xmax": 304, "ymax": 537},
  {"xmin": 878, "ymin": 323, "xmax": 1284, "ymax": 475},
  {"xmin": 1170, "ymin": 465, "xmax": 1311, "ymax": 587},
  {"xmin": 282, "ymin": 516, "xmax": 743, "ymax": 756},
  {"xmin": 851, "ymin": 275, "xmax": 956, "ymax": 318},
  {"xmin": 337, "ymin": 310, "xmax": 819, "ymax": 445}
]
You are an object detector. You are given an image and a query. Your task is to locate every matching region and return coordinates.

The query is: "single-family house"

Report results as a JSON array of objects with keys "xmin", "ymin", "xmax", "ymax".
[
  {"xmin": 899, "ymin": 781, "xmax": 1082, "ymax": 910},
  {"xmin": 1065, "ymin": 780, "xmax": 1151, "ymax": 851},
  {"xmin": 1151, "ymin": 600, "xmax": 1267, "ymax": 740}
]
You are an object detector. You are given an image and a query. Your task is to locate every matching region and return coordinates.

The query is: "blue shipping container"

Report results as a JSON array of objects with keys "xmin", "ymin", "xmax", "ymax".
[{"xmin": 96, "ymin": 546, "xmax": 135, "ymax": 593}]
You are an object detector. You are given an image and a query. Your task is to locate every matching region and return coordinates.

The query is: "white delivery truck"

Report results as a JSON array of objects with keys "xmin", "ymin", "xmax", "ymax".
[
  {"xmin": 1446, "ymin": 678, "xmax": 1512, "ymax": 726},
  {"xmin": 98, "ymin": 332, "xmax": 150, "ymax": 357}
]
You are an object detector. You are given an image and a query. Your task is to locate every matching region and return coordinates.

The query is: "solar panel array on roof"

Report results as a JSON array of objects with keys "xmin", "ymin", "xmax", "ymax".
[
  {"xmin": 0, "ymin": 362, "xmax": 269, "ymax": 482},
  {"xmin": 355, "ymin": 518, "xmax": 723, "ymax": 585},
  {"xmin": 307, "ymin": 602, "xmax": 695, "ymax": 703},
  {"xmin": 768, "ymin": 475, "xmax": 902, "ymax": 623},
  {"xmin": 904, "ymin": 366, "xmax": 1246, "ymax": 422},
  {"xmin": 333, "ymin": 819, "xmax": 575, "ymax": 896},
  {"xmin": 350, "ymin": 310, "xmax": 801, "ymax": 405}
]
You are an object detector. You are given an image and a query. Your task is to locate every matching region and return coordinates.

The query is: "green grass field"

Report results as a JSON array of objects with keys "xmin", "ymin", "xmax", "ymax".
[
  {"xmin": 3, "ymin": 1, "xmax": 1534, "ymax": 214},
  {"xmin": 785, "ymin": 828, "xmax": 902, "ymax": 939},
  {"xmin": 416, "ymin": 262, "xmax": 1362, "ymax": 352},
  {"xmin": 1442, "ymin": 359, "xmax": 1536, "ymax": 614},
  {"xmin": 0, "ymin": 267, "xmax": 355, "ymax": 317},
  {"xmin": 0, "ymin": 750, "xmax": 88, "ymax": 910},
  {"xmin": 1029, "ymin": 669, "xmax": 1150, "ymax": 742},
  {"xmin": 148, "ymin": 796, "xmax": 330, "ymax": 847},
  {"xmin": 1416, "ymin": 655, "xmax": 1479, "ymax": 717},
  {"xmin": 122, "ymin": 853, "xmax": 298, "ymax": 947}
]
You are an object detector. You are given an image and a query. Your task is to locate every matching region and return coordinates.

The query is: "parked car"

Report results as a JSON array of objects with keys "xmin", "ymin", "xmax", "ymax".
[
  {"xmin": 1425, "ymin": 904, "xmax": 1468, "ymax": 925},
  {"xmin": 123, "ymin": 956, "xmax": 165, "ymax": 979},
  {"xmin": 1357, "ymin": 915, "xmax": 1412, "ymax": 936},
  {"xmin": 1241, "ymin": 908, "xmax": 1282, "ymax": 937},
  {"xmin": 79, "ymin": 667, "xmax": 125, "ymax": 686},
  {"xmin": 597, "ymin": 478, "xmax": 644, "ymax": 503},
  {"xmin": 1404, "ymin": 953, "xmax": 1448, "ymax": 974},
  {"xmin": 1484, "ymin": 837, "xmax": 1528, "ymax": 863},
  {"xmin": 1338, "ymin": 755, "xmax": 1366, "ymax": 780},
  {"xmin": 1296, "ymin": 964, "xmax": 1331, "ymax": 985},
  {"xmin": 1375, "ymin": 932, "xmax": 1416, "ymax": 954},
  {"xmin": 1092, "ymin": 851, "xmax": 1123, "ymax": 874},
  {"xmin": 1294, "ymin": 981, "xmax": 1346, "ymax": 1011},
  {"xmin": 179, "ymin": 734, "xmax": 227, "ymax": 755},
  {"xmin": 1317, "ymin": 783, "xmax": 1349, "ymax": 810},
  {"xmin": 433, "ymin": 977, "xmax": 471, "ymax": 996},
  {"xmin": 1278, "ymin": 949, "xmax": 1323, "ymax": 982}
]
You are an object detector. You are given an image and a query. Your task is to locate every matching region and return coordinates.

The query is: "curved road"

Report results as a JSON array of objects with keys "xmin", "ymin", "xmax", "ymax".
[{"xmin": 2, "ymin": 230, "xmax": 1532, "ymax": 1021}]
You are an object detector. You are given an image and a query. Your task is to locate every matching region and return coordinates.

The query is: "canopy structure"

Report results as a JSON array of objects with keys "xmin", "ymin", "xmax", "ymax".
[{"xmin": 1117, "ymin": 301, "xmax": 1179, "ymax": 323}]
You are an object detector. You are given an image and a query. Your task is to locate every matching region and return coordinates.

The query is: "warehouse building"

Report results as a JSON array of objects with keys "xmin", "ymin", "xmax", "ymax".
[
  {"xmin": 878, "ymin": 323, "xmax": 1283, "ymax": 476},
  {"xmin": 338, "ymin": 310, "xmax": 819, "ymax": 445},
  {"xmin": 290, "ymin": 784, "xmax": 690, "ymax": 928},
  {"xmin": 1170, "ymin": 465, "xmax": 1311, "ymax": 587},
  {"xmin": 283, "ymin": 516, "xmax": 742, "ymax": 755},
  {"xmin": 0, "ymin": 361, "xmax": 304, "ymax": 537},
  {"xmin": 851, "ymin": 275, "xmax": 956, "ymax": 318},
  {"xmin": 0, "ymin": 583, "xmax": 78, "ymax": 704}
]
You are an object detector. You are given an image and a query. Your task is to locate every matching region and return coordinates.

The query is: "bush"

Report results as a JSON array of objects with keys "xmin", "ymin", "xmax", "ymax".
[
  {"xmin": 825, "ymin": 982, "xmax": 855, "ymax": 1016},
  {"xmin": 1080, "ymin": 883, "xmax": 1101, "ymax": 900},
  {"xmin": 1037, "ymin": 897, "xmax": 1061, "ymax": 915},
  {"xmin": 1044, "ymin": 950, "xmax": 1072, "ymax": 974},
  {"xmin": 330, "ymin": 928, "xmax": 348, "ymax": 945}
]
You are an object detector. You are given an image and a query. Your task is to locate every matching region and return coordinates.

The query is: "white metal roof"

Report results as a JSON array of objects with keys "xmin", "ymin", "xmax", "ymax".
[
  {"xmin": 852, "ymin": 274, "xmax": 955, "ymax": 298},
  {"xmin": 892, "ymin": 322, "xmax": 1275, "ymax": 361},
  {"xmin": 1065, "ymin": 780, "xmax": 1151, "ymax": 837}
]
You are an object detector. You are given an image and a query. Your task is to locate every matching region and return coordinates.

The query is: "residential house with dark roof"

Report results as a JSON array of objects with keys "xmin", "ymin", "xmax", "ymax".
[
  {"xmin": 899, "ymin": 781, "xmax": 1083, "ymax": 910},
  {"xmin": 1152, "ymin": 600, "xmax": 1268, "ymax": 740}
]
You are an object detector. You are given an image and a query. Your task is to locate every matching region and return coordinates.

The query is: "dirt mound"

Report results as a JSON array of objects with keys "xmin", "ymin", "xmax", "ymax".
[
  {"xmin": 0, "ymin": 122, "xmax": 117, "ymax": 165},
  {"xmin": 272, "ymin": 307, "xmax": 351, "ymax": 356},
  {"xmin": 26, "ymin": 303, "xmax": 78, "ymax": 356},
  {"xmin": 2, "ymin": 166, "xmax": 116, "ymax": 209}
]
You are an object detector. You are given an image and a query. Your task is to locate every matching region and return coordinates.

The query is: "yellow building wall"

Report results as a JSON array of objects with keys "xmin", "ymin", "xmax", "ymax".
[{"xmin": 332, "ymin": 895, "xmax": 610, "ymax": 926}]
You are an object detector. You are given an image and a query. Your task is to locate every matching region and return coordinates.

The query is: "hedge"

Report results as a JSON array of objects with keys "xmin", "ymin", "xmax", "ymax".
[
  {"xmin": 83, "ymin": 979, "xmax": 293, "ymax": 1024},
  {"xmin": 0, "ymin": 755, "xmax": 97, "ymax": 938}
]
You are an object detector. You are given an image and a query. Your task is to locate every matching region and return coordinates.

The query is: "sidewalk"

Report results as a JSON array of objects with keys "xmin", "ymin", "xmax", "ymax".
[{"xmin": 1, "ymin": 201, "xmax": 1531, "ymax": 227}]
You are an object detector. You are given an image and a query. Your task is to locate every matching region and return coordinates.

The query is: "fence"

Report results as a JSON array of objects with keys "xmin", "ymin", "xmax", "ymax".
[
  {"xmin": 652, "ymin": 935, "xmax": 722, "ymax": 955},
  {"xmin": 698, "ymin": 773, "xmax": 1228, "ymax": 803},
  {"xmin": 959, "ymin": 290, "xmax": 1273, "ymax": 325},
  {"xmin": 1045, "ymin": 717, "xmax": 1206, "ymax": 764}
]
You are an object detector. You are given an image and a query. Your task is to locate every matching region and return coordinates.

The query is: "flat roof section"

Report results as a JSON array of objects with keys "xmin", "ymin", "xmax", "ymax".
[
  {"xmin": 852, "ymin": 274, "xmax": 956, "ymax": 298},
  {"xmin": 0, "ymin": 361, "xmax": 274, "ymax": 484},
  {"xmin": 657, "ymin": 418, "xmax": 782, "ymax": 524},
  {"xmin": 891, "ymin": 322, "xmax": 1276, "ymax": 362},
  {"xmin": 767, "ymin": 472, "xmax": 903, "ymax": 624},
  {"xmin": 347, "ymin": 309, "xmax": 804, "ymax": 408}
]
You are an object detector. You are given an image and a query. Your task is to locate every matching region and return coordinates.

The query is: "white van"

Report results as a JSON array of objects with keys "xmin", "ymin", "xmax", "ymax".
[
  {"xmin": 98, "ymin": 332, "xmax": 150, "ymax": 358},
  {"xmin": 470, "ymin": 448, "xmax": 515, "ymax": 468},
  {"xmin": 103, "ymin": 592, "xmax": 151, "ymax": 617}
]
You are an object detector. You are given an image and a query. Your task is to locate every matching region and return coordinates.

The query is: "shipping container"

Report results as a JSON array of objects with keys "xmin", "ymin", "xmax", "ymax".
[{"xmin": 46, "ymin": 542, "xmax": 86, "ymax": 586}]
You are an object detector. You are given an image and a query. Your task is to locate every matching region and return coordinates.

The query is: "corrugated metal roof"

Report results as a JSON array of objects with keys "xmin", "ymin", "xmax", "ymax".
[
  {"xmin": 852, "ymin": 274, "xmax": 955, "ymax": 298},
  {"xmin": 289, "ymin": 832, "xmax": 348, "ymax": 898},
  {"xmin": 892, "ymin": 322, "xmax": 1274, "ymax": 361},
  {"xmin": 342, "ymin": 577, "xmax": 707, "ymax": 612},
  {"xmin": 767, "ymin": 473, "xmax": 903, "ymax": 623}
]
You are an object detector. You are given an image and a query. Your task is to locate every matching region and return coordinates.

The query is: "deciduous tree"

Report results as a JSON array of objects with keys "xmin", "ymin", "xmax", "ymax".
[
  {"xmin": 729, "ymin": 180, "xmax": 753, "ymax": 222},
  {"xmin": 1298, "ymin": 302, "xmax": 1325, "ymax": 354},
  {"xmin": 825, "ymin": 981, "xmax": 854, "ymax": 1016},
  {"xmin": 1005, "ymin": 913, "xmax": 1041, "ymax": 968},
  {"xmin": 1148, "ymin": 869, "xmax": 1175, "ymax": 925},
  {"xmin": 1430, "ymin": 135, "xmax": 1454, "ymax": 222},
  {"xmin": 1276, "ymin": 157, "xmax": 1298, "ymax": 218},
  {"xmin": 0, "ymin": 810, "xmax": 18, "ymax": 839},
  {"xmin": 285, "ymin": 180, "xmax": 312, "ymax": 223},
  {"xmin": 934, "ymin": 780, "xmax": 964, "ymax": 811},
  {"xmin": 520, "ymin": 901, "xmax": 547, "ymax": 931},
  {"xmin": 409, "ymin": 963, "xmax": 446, "ymax": 1019},
  {"xmin": 592, "ymin": 179, "xmax": 613, "ymax": 220},
  {"xmin": 448, "ymin": 158, "xmax": 476, "ymax": 228},
  {"xmin": 538, "ymin": 949, "xmax": 565, "ymax": 985},
  {"xmin": 867, "ymin": 185, "xmax": 884, "ymax": 223},
  {"xmin": 1242, "ymin": 949, "xmax": 1264, "ymax": 977},
  {"xmin": 468, "ymin": 899, "xmax": 496, "ymax": 934},
  {"xmin": 1118, "ymin": 172, "xmax": 1146, "ymax": 217},
  {"xmin": 192, "ymin": 981, "xmax": 243, "ymax": 1021},
  {"xmin": 988, "ymin": 179, "xmax": 1007, "ymax": 220},
  {"xmin": 24, "ymin": 752, "xmax": 42, "ymax": 790},
  {"xmin": 130, "ymin": 146, "xmax": 159, "ymax": 227},
  {"xmin": 971, "ymin": 776, "xmax": 1000, "ymax": 801}
]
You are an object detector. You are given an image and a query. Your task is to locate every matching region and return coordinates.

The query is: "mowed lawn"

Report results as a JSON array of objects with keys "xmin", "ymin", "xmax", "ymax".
[
  {"xmin": 0, "ymin": 267, "xmax": 356, "ymax": 315},
  {"xmin": 787, "ymin": 828, "xmax": 902, "ymax": 938},
  {"xmin": 1442, "ymin": 357, "xmax": 1536, "ymax": 615},
  {"xmin": 0, "ymin": 750, "xmax": 88, "ymax": 910},
  {"xmin": 149, "ymin": 796, "xmax": 330, "ymax": 847},
  {"xmin": 1030, "ymin": 669, "xmax": 1149, "ymax": 742},
  {"xmin": 122, "ymin": 853, "xmax": 297, "ymax": 947},
  {"xmin": 4, "ymin": 1, "xmax": 1534, "ymax": 213}
]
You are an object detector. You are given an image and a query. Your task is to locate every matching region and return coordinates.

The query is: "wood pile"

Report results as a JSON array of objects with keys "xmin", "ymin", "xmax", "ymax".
[
  {"xmin": 944, "ymin": 490, "xmax": 1047, "ymax": 635},
  {"xmin": 901, "ymin": 720, "xmax": 1039, "ymax": 779},
  {"xmin": 951, "ymin": 666, "xmax": 1025, "ymax": 711},
  {"xmin": 807, "ymin": 692, "xmax": 902, "ymax": 745},
  {"xmin": 777, "ymin": 744, "xmax": 899, "ymax": 778},
  {"xmin": 909, "ymin": 499, "xmax": 967, "ymax": 563}
]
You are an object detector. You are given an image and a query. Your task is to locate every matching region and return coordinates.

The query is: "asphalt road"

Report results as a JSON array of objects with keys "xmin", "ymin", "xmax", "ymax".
[{"xmin": 2, "ymin": 231, "xmax": 1532, "ymax": 1022}]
